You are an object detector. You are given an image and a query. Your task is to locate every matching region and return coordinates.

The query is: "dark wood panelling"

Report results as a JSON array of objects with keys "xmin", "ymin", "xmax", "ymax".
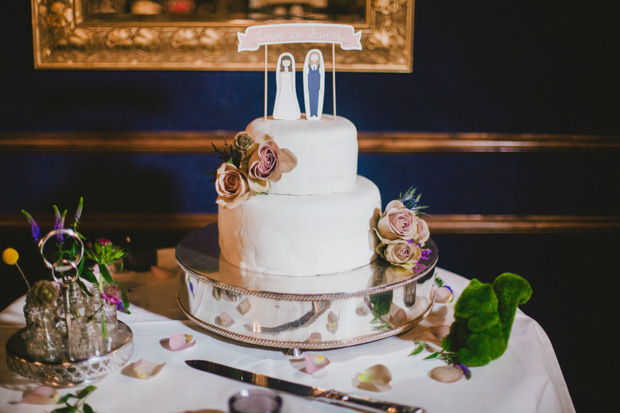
[
  {"xmin": 1, "ymin": 132, "xmax": 619, "ymax": 154},
  {"xmin": 2, "ymin": 213, "xmax": 618, "ymax": 234}
]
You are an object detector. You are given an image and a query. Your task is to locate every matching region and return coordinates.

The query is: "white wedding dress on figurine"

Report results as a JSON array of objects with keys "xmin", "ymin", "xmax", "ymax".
[{"xmin": 273, "ymin": 68, "xmax": 301, "ymax": 120}]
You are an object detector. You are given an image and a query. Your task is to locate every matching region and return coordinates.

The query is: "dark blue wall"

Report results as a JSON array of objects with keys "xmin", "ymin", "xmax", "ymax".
[{"xmin": 1, "ymin": 1, "xmax": 618, "ymax": 134}]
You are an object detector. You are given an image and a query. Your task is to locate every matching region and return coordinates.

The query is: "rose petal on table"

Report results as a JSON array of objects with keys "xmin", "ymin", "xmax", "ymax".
[
  {"xmin": 354, "ymin": 364, "xmax": 392, "ymax": 392},
  {"xmin": 20, "ymin": 385, "xmax": 58, "ymax": 405},
  {"xmin": 216, "ymin": 312, "xmax": 234, "ymax": 327},
  {"xmin": 132, "ymin": 359, "xmax": 165, "ymax": 379},
  {"xmin": 304, "ymin": 353, "xmax": 330, "ymax": 374},
  {"xmin": 435, "ymin": 286, "xmax": 454, "ymax": 304},
  {"xmin": 429, "ymin": 365, "xmax": 464, "ymax": 383},
  {"xmin": 169, "ymin": 334, "xmax": 195, "ymax": 351}
]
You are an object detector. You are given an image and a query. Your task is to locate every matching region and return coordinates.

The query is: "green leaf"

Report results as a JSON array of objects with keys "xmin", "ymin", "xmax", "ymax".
[
  {"xmin": 424, "ymin": 352, "xmax": 440, "ymax": 360},
  {"xmin": 81, "ymin": 267, "xmax": 98, "ymax": 285},
  {"xmin": 76, "ymin": 385, "xmax": 97, "ymax": 399},
  {"xmin": 409, "ymin": 343, "xmax": 425, "ymax": 356},
  {"xmin": 83, "ymin": 403, "xmax": 94, "ymax": 413},
  {"xmin": 98, "ymin": 264, "xmax": 114, "ymax": 285},
  {"xmin": 51, "ymin": 407, "xmax": 77, "ymax": 413},
  {"xmin": 58, "ymin": 394, "xmax": 76, "ymax": 404},
  {"xmin": 118, "ymin": 283, "xmax": 131, "ymax": 313}
]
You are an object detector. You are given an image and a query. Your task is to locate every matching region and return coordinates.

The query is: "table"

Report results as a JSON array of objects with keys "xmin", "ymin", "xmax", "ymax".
[{"xmin": 0, "ymin": 249, "xmax": 574, "ymax": 413}]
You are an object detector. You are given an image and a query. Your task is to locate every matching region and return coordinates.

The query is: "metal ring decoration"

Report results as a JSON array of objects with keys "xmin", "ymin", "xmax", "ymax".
[{"xmin": 38, "ymin": 228, "xmax": 84, "ymax": 284}]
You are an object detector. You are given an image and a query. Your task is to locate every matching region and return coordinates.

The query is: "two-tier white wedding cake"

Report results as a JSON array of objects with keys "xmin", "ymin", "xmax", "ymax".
[{"xmin": 218, "ymin": 115, "xmax": 381, "ymax": 276}]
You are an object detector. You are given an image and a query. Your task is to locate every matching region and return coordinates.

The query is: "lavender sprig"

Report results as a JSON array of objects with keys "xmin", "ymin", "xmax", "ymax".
[
  {"xmin": 53, "ymin": 205, "xmax": 67, "ymax": 242},
  {"xmin": 21, "ymin": 210, "xmax": 40, "ymax": 243},
  {"xmin": 73, "ymin": 197, "xmax": 83, "ymax": 230}
]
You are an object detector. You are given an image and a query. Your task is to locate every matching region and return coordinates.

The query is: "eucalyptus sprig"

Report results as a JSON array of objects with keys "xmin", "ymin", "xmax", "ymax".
[{"xmin": 52, "ymin": 385, "xmax": 97, "ymax": 413}]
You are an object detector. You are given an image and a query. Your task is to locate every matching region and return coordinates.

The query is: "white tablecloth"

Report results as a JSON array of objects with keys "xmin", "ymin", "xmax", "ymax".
[{"xmin": 0, "ymin": 255, "xmax": 574, "ymax": 413}]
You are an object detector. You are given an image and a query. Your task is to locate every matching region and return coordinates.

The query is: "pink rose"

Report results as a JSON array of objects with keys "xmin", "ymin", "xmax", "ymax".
[
  {"xmin": 245, "ymin": 139, "xmax": 297, "ymax": 193},
  {"xmin": 377, "ymin": 200, "xmax": 418, "ymax": 241},
  {"xmin": 215, "ymin": 163, "xmax": 251, "ymax": 209},
  {"xmin": 412, "ymin": 218, "xmax": 430, "ymax": 245},
  {"xmin": 248, "ymin": 140, "xmax": 281, "ymax": 181}
]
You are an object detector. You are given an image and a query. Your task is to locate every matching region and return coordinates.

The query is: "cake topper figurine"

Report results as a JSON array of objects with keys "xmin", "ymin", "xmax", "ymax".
[
  {"xmin": 303, "ymin": 49, "xmax": 325, "ymax": 120},
  {"xmin": 237, "ymin": 23, "xmax": 362, "ymax": 120},
  {"xmin": 273, "ymin": 53, "xmax": 301, "ymax": 120}
]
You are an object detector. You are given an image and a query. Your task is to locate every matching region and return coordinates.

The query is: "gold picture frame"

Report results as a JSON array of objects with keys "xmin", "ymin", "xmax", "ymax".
[{"xmin": 31, "ymin": 0, "xmax": 414, "ymax": 72}]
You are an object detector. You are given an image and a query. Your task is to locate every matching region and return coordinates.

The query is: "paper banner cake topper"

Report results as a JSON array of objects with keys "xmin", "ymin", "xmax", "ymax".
[
  {"xmin": 238, "ymin": 23, "xmax": 362, "ymax": 120},
  {"xmin": 238, "ymin": 24, "xmax": 362, "ymax": 52}
]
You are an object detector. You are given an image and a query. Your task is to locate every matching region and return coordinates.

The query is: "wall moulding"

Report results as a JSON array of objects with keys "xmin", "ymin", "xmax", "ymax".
[
  {"xmin": 2, "ymin": 131, "xmax": 619, "ymax": 154},
  {"xmin": 1, "ymin": 213, "xmax": 619, "ymax": 234}
]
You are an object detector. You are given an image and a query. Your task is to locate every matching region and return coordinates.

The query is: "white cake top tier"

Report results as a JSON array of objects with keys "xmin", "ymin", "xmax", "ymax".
[{"xmin": 245, "ymin": 115, "xmax": 358, "ymax": 195}]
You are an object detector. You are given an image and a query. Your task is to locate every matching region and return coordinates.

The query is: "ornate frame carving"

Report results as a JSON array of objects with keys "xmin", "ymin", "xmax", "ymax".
[{"xmin": 31, "ymin": 0, "xmax": 414, "ymax": 72}]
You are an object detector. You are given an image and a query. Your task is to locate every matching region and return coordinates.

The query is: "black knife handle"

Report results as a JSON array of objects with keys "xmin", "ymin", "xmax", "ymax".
[{"xmin": 317, "ymin": 390, "xmax": 427, "ymax": 413}]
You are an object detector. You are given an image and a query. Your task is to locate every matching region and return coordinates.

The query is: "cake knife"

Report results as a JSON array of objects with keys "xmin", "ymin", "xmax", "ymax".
[{"xmin": 185, "ymin": 360, "xmax": 427, "ymax": 413}]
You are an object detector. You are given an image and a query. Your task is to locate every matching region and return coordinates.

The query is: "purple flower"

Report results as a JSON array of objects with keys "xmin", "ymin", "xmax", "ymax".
[
  {"xmin": 102, "ymin": 284, "xmax": 124, "ymax": 311},
  {"xmin": 21, "ymin": 210, "xmax": 40, "ymax": 243},
  {"xmin": 421, "ymin": 248, "xmax": 432, "ymax": 260},
  {"xmin": 457, "ymin": 364, "xmax": 472, "ymax": 380},
  {"xmin": 53, "ymin": 206, "xmax": 66, "ymax": 242}
]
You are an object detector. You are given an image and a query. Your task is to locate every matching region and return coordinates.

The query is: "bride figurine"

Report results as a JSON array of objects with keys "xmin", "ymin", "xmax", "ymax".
[{"xmin": 273, "ymin": 53, "xmax": 301, "ymax": 120}]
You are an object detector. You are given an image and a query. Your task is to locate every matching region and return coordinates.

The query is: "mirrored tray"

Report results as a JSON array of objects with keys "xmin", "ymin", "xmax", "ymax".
[
  {"xmin": 5, "ymin": 321, "xmax": 133, "ymax": 387},
  {"xmin": 177, "ymin": 224, "xmax": 438, "ymax": 350}
]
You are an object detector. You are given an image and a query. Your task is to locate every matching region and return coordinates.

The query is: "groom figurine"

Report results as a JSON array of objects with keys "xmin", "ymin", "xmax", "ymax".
[{"xmin": 304, "ymin": 50, "xmax": 324, "ymax": 120}]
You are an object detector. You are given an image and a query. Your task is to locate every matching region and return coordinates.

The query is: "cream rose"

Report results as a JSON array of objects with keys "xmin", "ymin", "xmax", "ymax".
[
  {"xmin": 412, "ymin": 218, "xmax": 430, "ymax": 245},
  {"xmin": 215, "ymin": 163, "xmax": 251, "ymax": 209},
  {"xmin": 377, "ymin": 200, "xmax": 418, "ymax": 241},
  {"xmin": 383, "ymin": 241, "xmax": 422, "ymax": 270}
]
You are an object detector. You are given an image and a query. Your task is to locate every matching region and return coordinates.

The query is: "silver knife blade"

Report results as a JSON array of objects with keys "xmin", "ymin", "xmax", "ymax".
[{"xmin": 185, "ymin": 359, "xmax": 427, "ymax": 413}]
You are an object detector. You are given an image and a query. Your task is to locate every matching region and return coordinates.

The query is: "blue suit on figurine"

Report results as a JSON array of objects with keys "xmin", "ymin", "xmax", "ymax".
[
  {"xmin": 303, "ymin": 50, "xmax": 325, "ymax": 120},
  {"xmin": 308, "ymin": 65, "xmax": 321, "ymax": 117}
]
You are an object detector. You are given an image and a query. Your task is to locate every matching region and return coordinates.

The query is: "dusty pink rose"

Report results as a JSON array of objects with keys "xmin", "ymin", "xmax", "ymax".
[
  {"xmin": 248, "ymin": 140, "xmax": 281, "ymax": 181},
  {"xmin": 377, "ymin": 200, "xmax": 418, "ymax": 241},
  {"xmin": 412, "ymin": 218, "xmax": 430, "ymax": 245},
  {"xmin": 383, "ymin": 241, "xmax": 422, "ymax": 270},
  {"xmin": 245, "ymin": 140, "xmax": 297, "ymax": 192},
  {"xmin": 215, "ymin": 163, "xmax": 251, "ymax": 209}
]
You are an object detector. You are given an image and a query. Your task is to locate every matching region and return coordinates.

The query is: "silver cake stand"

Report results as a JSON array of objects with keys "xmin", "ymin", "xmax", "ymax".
[
  {"xmin": 5, "ymin": 322, "xmax": 134, "ymax": 387},
  {"xmin": 177, "ymin": 224, "xmax": 438, "ymax": 350}
]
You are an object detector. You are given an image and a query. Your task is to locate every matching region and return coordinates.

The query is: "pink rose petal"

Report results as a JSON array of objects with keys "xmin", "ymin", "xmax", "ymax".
[
  {"xmin": 132, "ymin": 359, "xmax": 165, "ymax": 379},
  {"xmin": 429, "ymin": 365, "xmax": 464, "ymax": 383},
  {"xmin": 21, "ymin": 386, "xmax": 58, "ymax": 405},
  {"xmin": 435, "ymin": 286, "xmax": 454, "ymax": 304},
  {"xmin": 304, "ymin": 353, "xmax": 330, "ymax": 374},
  {"xmin": 169, "ymin": 334, "xmax": 196, "ymax": 351}
]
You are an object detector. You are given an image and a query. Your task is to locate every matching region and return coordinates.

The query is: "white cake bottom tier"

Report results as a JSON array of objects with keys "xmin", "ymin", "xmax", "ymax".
[{"xmin": 218, "ymin": 176, "xmax": 381, "ymax": 276}]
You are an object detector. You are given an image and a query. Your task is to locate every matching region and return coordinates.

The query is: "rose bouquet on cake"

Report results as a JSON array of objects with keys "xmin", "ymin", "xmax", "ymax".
[
  {"xmin": 212, "ymin": 132, "xmax": 297, "ymax": 209},
  {"xmin": 374, "ymin": 187, "xmax": 430, "ymax": 271}
]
